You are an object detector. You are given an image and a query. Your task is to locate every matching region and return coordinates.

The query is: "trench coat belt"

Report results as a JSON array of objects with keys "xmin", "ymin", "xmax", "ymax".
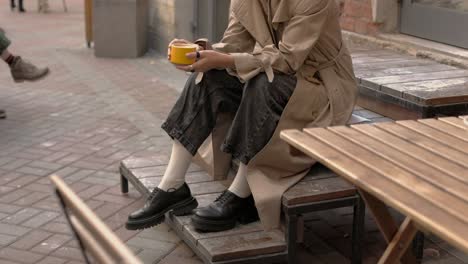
[{"xmin": 305, "ymin": 42, "xmax": 345, "ymax": 72}]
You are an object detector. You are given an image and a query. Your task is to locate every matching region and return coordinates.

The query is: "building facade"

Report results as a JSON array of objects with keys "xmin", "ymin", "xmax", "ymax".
[
  {"xmin": 146, "ymin": 0, "xmax": 468, "ymax": 52},
  {"xmin": 341, "ymin": 0, "xmax": 468, "ymax": 49}
]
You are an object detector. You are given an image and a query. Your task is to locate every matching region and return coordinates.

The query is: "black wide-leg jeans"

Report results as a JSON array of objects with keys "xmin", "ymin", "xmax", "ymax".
[{"xmin": 161, "ymin": 70, "xmax": 297, "ymax": 165}]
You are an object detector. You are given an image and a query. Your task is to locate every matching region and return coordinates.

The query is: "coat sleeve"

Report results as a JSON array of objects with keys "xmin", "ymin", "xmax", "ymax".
[
  {"xmin": 212, "ymin": 11, "xmax": 256, "ymax": 54},
  {"xmin": 230, "ymin": 0, "xmax": 330, "ymax": 82}
]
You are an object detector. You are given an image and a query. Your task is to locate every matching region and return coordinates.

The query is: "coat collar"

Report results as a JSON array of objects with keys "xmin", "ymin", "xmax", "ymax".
[{"xmin": 231, "ymin": 0, "xmax": 291, "ymax": 46}]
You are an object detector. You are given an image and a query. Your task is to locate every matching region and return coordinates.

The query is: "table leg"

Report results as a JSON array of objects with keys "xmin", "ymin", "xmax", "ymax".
[
  {"xmin": 359, "ymin": 190, "xmax": 417, "ymax": 264},
  {"xmin": 378, "ymin": 217, "xmax": 417, "ymax": 264}
]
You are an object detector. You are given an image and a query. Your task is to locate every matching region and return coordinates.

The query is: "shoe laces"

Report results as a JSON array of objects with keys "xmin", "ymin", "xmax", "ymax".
[
  {"xmin": 148, "ymin": 188, "xmax": 161, "ymax": 201},
  {"xmin": 215, "ymin": 191, "xmax": 234, "ymax": 204}
]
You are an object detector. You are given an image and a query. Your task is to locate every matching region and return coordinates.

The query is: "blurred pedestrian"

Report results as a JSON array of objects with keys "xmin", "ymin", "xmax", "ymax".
[
  {"xmin": 38, "ymin": 0, "xmax": 50, "ymax": 13},
  {"xmin": 10, "ymin": 0, "xmax": 25, "ymax": 12},
  {"xmin": 0, "ymin": 29, "xmax": 50, "ymax": 118}
]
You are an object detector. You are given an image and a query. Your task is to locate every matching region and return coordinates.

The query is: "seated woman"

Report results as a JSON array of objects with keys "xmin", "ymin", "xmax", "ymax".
[{"xmin": 126, "ymin": 0, "xmax": 357, "ymax": 232}]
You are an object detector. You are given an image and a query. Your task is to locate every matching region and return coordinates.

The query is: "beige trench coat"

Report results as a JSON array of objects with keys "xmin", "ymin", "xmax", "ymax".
[{"xmin": 194, "ymin": 0, "xmax": 358, "ymax": 230}]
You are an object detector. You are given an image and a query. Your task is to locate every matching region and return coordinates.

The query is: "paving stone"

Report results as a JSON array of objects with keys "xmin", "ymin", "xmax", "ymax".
[
  {"xmin": 6, "ymin": 176, "xmax": 40, "ymax": 189},
  {"xmin": 135, "ymin": 249, "xmax": 167, "ymax": 264},
  {"xmin": 137, "ymin": 228, "xmax": 181, "ymax": 243},
  {"xmin": 28, "ymin": 161, "xmax": 63, "ymax": 172},
  {"xmin": 0, "ymin": 234, "xmax": 18, "ymax": 246},
  {"xmin": 0, "ymin": 204, "xmax": 23, "ymax": 214},
  {"xmin": 36, "ymin": 256, "xmax": 67, "ymax": 264},
  {"xmin": 41, "ymin": 222, "xmax": 72, "ymax": 235},
  {"xmin": 13, "ymin": 192, "xmax": 51, "ymax": 207},
  {"xmin": 10, "ymin": 230, "xmax": 53, "ymax": 250},
  {"xmin": 170, "ymin": 243, "xmax": 196, "ymax": 258},
  {"xmin": 0, "ymin": 248, "xmax": 45, "ymax": 264},
  {"xmin": 0, "ymin": 224, "xmax": 31, "ymax": 237},
  {"xmin": 22, "ymin": 211, "xmax": 60, "ymax": 228},
  {"xmin": 3, "ymin": 208, "xmax": 42, "ymax": 225},
  {"xmin": 31, "ymin": 234, "xmax": 72, "ymax": 255},
  {"xmin": 50, "ymin": 246, "xmax": 85, "ymax": 261},
  {"xmin": 126, "ymin": 237, "xmax": 176, "ymax": 252},
  {"xmin": 159, "ymin": 255, "xmax": 203, "ymax": 264}
]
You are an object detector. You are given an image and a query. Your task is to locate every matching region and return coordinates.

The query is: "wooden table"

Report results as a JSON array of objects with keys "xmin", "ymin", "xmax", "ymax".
[{"xmin": 281, "ymin": 116, "xmax": 468, "ymax": 263}]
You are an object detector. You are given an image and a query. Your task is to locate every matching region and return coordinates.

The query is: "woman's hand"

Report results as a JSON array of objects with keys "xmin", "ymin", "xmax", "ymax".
[{"xmin": 176, "ymin": 50, "xmax": 235, "ymax": 73}]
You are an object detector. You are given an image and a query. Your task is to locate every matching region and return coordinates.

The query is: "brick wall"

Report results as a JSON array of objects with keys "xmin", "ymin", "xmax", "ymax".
[{"xmin": 339, "ymin": 0, "xmax": 381, "ymax": 35}]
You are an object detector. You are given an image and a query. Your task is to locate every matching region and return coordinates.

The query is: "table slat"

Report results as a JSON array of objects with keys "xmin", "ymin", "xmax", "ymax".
[
  {"xmin": 280, "ymin": 129, "xmax": 468, "ymax": 253},
  {"xmin": 352, "ymin": 124, "xmax": 468, "ymax": 181},
  {"xmin": 397, "ymin": 120, "xmax": 468, "ymax": 154},
  {"xmin": 303, "ymin": 127, "xmax": 468, "ymax": 224},
  {"xmin": 375, "ymin": 123, "xmax": 468, "ymax": 168},
  {"xmin": 439, "ymin": 117, "xmax": 468, "ymax": 130},
  {"xmin": 418, "ymin": 119, "xmax": 468, "ymax": 142},
  {"xmin": 330, "ymin": 126, "xmax": 468, "ymax": 202}
]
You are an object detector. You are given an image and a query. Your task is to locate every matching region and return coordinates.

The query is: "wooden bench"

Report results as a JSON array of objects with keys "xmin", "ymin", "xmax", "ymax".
[
  {"xmin": 50, "ymin": 175, "xmax": 142, "ymax": 264},
  {"xmin": 281, "ymin": 116, "xmax": 468, "ymax": 263},
  {"xmin": 120, "ymin": 158, "xmax": 364, "ymax": 263},
  {"xmin": 119, "ymin": 111, "xmax": 373, "ymax": 264}
]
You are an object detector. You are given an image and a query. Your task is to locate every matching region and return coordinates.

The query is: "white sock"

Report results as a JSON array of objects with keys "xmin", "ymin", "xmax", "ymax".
[
  {"xmin": 158, "ymin": 140, "xmax": 193, "ymax": 191},
  {"xmin": 228, "ymin": 163, "xmax": 251, "ymax": 198}
]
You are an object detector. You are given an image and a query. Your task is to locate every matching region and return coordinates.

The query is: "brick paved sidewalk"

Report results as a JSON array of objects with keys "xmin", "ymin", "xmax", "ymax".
[{"xmin": 0, "ymin": 2, "xmax": 199, "ymax": 263}]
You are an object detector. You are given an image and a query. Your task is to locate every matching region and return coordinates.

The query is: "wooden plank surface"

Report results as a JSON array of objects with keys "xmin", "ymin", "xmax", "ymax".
[
  {"xmin": 375, "ymin": 122, "xmax": 468, "ymax": 167},
  {"xmin": 197, "ymin": 229, "xmax": 286, "ymax": 262},
  {"xmin": 282, "ymin": 177, "xmax": 355, "ymax": 206},
  {"xmin": 280, "ymin": 128, "xmax": 468, "ymax": 253},
  {"xmin": 303, "ymin": 127, "xmax": 468, "ymax": 222},
  {"xmin": 351, "ymin": 124, "xmax": 468, "ymax": 181},
  {"xmin": 419, "ymin": 118, "xmax": 468, "ymax": 141},
  {"xmin": 329, "ymin": 126, "xmax": 468, "ymax": 201},
  {"xmin": 439, "ymin": 116, "xmax": 468, "ymax": 131}
]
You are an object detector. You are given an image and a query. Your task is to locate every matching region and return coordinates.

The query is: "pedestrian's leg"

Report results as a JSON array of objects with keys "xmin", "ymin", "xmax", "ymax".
[
  {"xmin": 18, "ymin": 0, "xmax": 25, "ymax": 12},
  {"xmin": 0, "ymin": 32, "xmax": 13, "ymax": 65},
  {"xmin": 126, "ymin": 70, "xmax": 244, "ymax": 230},
  {"xmin": 10, "ymin": 0, "xmax": 15, "ymax": 10}
]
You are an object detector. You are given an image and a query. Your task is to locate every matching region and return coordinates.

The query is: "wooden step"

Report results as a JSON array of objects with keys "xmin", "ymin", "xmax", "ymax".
[{"xmin": 120, "ymin": 155, "xmax": 358, "ymax": 263}]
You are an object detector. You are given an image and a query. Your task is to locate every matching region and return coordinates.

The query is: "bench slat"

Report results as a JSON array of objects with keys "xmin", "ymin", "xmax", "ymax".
[
  {"xmin": 281, "ymin": 129, "xmax": 468, "ymax": 253},
  {"xmin": 282, "ymin": 177, "xmax": 354, "ymax": 206},
  {"xmin": 197, "ymin": 230, "xmax": 286, "ymax": 262}
]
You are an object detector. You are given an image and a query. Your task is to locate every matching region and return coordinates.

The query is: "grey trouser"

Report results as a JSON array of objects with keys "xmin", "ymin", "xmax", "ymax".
[{"xmin": 161, "ymin": 69, "xmax": 296, "ymax": 164}]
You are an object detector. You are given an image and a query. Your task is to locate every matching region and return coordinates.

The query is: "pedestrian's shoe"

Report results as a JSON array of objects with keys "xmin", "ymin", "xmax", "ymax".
[
  {"xmin": 0, "ymin": 109, "xmax": 6, "ymax": 119},
  {"xmin": 19, "ymin": 8, "xmax": 26, "ymax": 12},
  {"xmin": 191, "ymin": 190, "xmax": 259, "ymax": 232},
  {"xmin": 126, "ymin": 183, "xmax": 198, "ymax": 230},
  {"xmin": 10, "ymin": 57, "xmax": 49, "ymax": 83}
]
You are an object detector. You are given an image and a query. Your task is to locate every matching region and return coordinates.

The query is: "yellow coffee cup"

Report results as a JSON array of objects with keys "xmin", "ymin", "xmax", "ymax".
[{"xmin": 168, "ymin": 43, "xmax": 198, "ymax": 65}]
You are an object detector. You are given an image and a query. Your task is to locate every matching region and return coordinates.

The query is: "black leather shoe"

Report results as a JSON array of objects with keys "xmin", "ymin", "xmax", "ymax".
[
  {"xmin": 191, "ymin": 190, "xmax": 259, "ymax": 232},
  {"xmin": 126, "ymin": 183, "xmax": 198, "ymax": 230}
]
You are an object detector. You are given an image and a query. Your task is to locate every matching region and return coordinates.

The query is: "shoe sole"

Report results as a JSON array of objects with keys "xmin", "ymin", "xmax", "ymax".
[
  {"xmin": 125, "ymin": 197, "xmax": 198, "ymax": 230},
  {"xmin": 13, "ymin": 68, "xmax": 50, "ymax": 83},
  {"xmin": 191, "ymin": 210, "xmax": 259, "ymax": 233}
]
